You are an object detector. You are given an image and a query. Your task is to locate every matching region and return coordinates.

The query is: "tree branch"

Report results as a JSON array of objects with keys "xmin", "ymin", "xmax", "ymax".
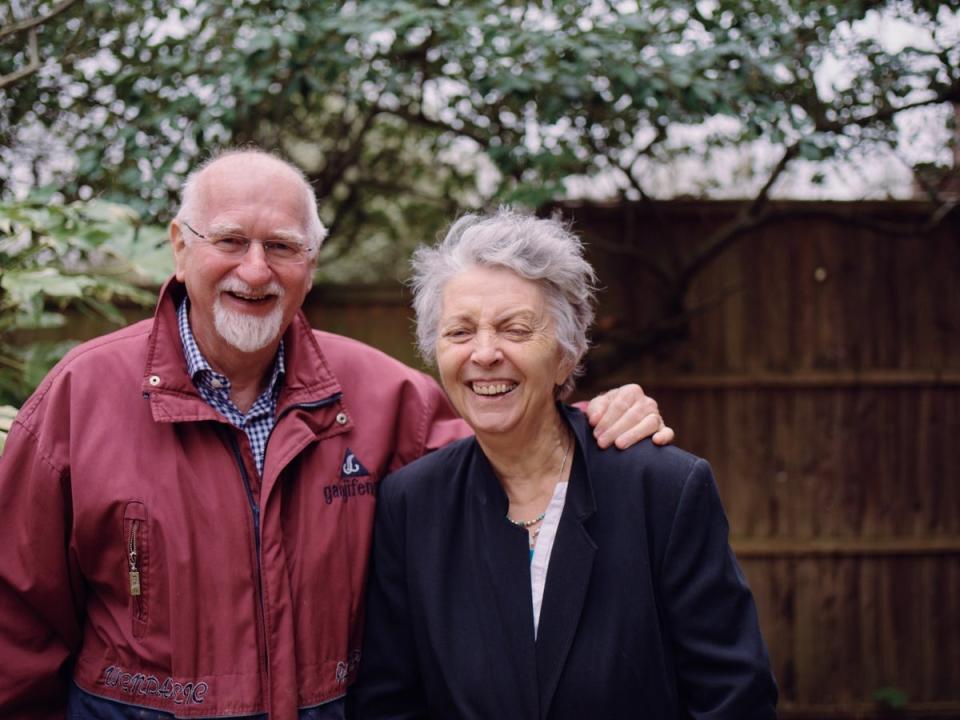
[
  {"xmin": 0, "ymin": 28, "xmax": 39, "ymax": 89},
  {"xmin": 581, "ymin": 127, "xmax": 690, "ymax": 273},
  {"xmin": 0, "ymin": 0, "xmax": 78, "ymax": 41},
  {"xmin": 678, "ymin": 143, "xmax": 799, "ymax": 291},
  {"xmin": 384, "ymin": 104, "xmax": 490, "ymax": 147},
  {"xmin": 814, "ymin": 79, "xmax": 960, "ymax": 134},
  {"xmin": 585, "ymin": 280, "xmax": 743, "ymax": 377},
  {"xmin": 584, "ymin": 126, "xmax": 663, "ymax": 203},
  {"xmin": 0, "ymin": 0, "xmax": 81, "ymax": 90},
  {"xmin": 584, "ymin": 235, "xmax": 677, "ymax": 289}
]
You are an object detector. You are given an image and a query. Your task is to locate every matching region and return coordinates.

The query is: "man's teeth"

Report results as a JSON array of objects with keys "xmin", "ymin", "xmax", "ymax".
[
  {"xmin": 231, "ymin": 292, "xmax": 271, "ymax": 301},
  {"xmin": 472, "ymin": 382, "xmax": 517, "ymax": 396}
]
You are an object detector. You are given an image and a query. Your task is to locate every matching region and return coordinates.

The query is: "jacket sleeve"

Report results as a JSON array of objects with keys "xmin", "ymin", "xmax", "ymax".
[
  {"xmin": 348, "ymin": 478, "xmax": 428, "ymax": 720},
  {"xmin": 660, "ymin": 458, "xmax": 778, "ymax": 719},
  {"xmin": 389, "ymin": 372, "xmax": 469, "ymax": 473},
  {"xmin": 0, "ymin": 419, "xmax": 84, "ymax": 719}
]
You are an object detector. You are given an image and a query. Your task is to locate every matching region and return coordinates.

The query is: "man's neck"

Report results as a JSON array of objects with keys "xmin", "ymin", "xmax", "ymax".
[
  {"xmin": 177, "ymin": 298, "xmax": 284, "ymax": 414},
  {"xmin": 205, "ymin": 344, "xmax": 279, "ymax": 413}
]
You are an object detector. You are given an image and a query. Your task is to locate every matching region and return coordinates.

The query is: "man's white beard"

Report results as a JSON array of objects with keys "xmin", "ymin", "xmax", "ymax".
[{"xmin": 213, "ymin": 279, "xmax": 286, "ymax": 353}]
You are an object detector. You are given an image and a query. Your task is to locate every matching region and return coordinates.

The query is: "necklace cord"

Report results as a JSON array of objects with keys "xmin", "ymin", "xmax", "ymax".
[{"xmin": 505, "ymin": 433, "xmax": 571, "ymax": 528}]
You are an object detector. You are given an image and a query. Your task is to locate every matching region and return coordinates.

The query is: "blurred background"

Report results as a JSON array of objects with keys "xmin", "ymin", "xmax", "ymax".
[{"xmin": 1, "ymin": 1, "xmax": 958, "ymax": 717}]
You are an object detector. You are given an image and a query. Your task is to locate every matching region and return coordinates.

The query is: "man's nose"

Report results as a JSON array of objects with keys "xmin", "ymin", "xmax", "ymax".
[{"xmin": 235, "ymin": 241, "xmax": 273, "ymax": 283}]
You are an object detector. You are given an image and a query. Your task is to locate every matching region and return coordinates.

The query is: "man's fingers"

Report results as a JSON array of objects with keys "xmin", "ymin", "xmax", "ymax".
[
  {"xmin": 651, "ymin": 424, "xmax": 675, "ymax": 447},
  {"xmin": 587, "ymin": 384, "xmax": 674, "ymax": 449},
  {"xmin": 600, "ymin": 406, "xmax": 659, "ymax": 449},
  {"xmin": 585, "ymin": 391, "xmax": 611, "ymax": 425},
  {"xmin": 592, "ymin": 384, "xmax": 652, "ymax": 429},
  {"xmin": 593, "ymin": 385, "xmax": 658, "ymax": 448}
]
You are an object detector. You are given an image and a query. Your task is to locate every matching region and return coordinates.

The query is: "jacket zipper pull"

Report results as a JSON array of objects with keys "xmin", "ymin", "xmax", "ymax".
[{"xmin": 128, "ymin": 519, "xmax": 141, "ymax": 597}]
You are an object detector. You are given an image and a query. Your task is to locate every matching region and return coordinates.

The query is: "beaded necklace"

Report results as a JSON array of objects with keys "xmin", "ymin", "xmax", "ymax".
[{"xmin": 505, "ymin": 434, "xmax": 571, "ymax": 547}]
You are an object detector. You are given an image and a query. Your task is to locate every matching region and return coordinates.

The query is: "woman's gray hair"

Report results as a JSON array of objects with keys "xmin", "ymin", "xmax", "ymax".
[
  {"xmin": 411, "ymin": 208, "xmax": 597, "ymax": 399},
  {"xmin": 175, "ymin": 148, "xmax": 327, "ymax": 255}
]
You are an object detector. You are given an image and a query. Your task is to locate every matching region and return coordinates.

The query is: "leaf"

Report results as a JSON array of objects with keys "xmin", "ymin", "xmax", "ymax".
[
  {"xmin": 798, "ymin": 139, "xmax": 824, "ymax": 162},
  {"xmin": 873, "ymin": 686, "xmax": 909, "ymax": 709},
  {"xmin": 0, "ymin": 405, "xmax": 20, "ymax": 456},
  {"xmin": 21, "ymin": 341, "xmax": 80, "ymax": 397}
]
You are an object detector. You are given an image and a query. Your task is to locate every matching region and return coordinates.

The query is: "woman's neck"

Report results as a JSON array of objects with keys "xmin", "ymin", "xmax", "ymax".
[{"xmin": 477, "ymin": 410, "xmax": 572, "ymax": 507}]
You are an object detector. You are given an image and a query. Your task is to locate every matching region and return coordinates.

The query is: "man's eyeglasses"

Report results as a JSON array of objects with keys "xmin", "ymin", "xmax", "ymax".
[{"xmin": 180, "ymin": 220, "xmax": 311, "ymax": 265}]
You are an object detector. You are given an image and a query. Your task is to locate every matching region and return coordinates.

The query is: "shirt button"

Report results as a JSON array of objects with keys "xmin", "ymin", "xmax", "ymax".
[
  {"xmin": 335, "ymin": 412, "xmax": 348, "ymax": 425},
  {"xmin": 148, "ymin": 375, "xmax": 161, "ymax": 386},
  {"xmin": 210, "ymin": 378, "xmax": 224, "ymax": 389}
]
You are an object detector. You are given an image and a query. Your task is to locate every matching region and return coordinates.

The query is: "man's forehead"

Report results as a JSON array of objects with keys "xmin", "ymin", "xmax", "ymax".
[
  {"xmin": 197, "ymin": 156, "xmax": 302, "ymax": 194},
  {"xmin": 192, "ymin": 158, "xmax": 309, "ymax": 224}
]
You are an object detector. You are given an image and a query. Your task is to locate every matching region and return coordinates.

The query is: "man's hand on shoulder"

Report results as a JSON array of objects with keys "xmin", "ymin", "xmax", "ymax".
[{"xmin": 586, "ymin": 384, "xmax": 675, "ymax": 449}]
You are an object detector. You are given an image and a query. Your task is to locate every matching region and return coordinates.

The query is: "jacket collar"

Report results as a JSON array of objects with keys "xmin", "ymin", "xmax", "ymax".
[
  {"xmin": 141, "ymin": 277, "xmax": 343, "ymax": 423},
  {"xmin": 534, "ymin": 405, "xmax": 598, "ymax": 718},
  {"xmin": 471, "ymin": 404, "xmax": 599, "ymax": 719}
]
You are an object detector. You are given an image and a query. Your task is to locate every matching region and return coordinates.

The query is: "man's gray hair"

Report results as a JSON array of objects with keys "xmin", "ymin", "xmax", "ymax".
[
  {"xmin": 175, "ymin": 148, "xmax": 328, "ymax": 255},
  {"xmin": 411, "ymin": 208, "xmax": 597, "ymax": 399}
]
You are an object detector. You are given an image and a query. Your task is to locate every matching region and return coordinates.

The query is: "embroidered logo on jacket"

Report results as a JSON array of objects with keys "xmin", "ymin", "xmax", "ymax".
[
  {"xmin": 323, "ymin": 475, "xmax": 378, "ymax": 505},
  {"xmin": 340, "ymin": 448, "xmax": 370, "ymax": 478},
  {"xmin": 322, "ymin": 449, "xmax": 377, "ymax": 504},
  {"xmin": 335, "ymin": 650, "xmax": 362, "ymax": 685},
  {"xmin": 102, "ymin": 665, "xmax": 209, "ymax": 705}
]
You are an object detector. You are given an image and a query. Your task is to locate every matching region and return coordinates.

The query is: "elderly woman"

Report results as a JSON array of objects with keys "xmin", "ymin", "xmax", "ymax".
[{"xmin": 350, "ymin": 210, "xmax": 777, "ymax": 719}]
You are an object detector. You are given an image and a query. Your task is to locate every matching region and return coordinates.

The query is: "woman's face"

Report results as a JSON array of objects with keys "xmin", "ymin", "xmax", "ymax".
[{"xmin": 435, "ymin": 265, "xmax": 571, "ymax": 442}]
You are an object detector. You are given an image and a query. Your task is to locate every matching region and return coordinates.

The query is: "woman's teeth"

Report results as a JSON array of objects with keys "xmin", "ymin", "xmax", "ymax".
[{"xmin": 471, "ymin": 382, "xmax": 517, "ymax": 396}]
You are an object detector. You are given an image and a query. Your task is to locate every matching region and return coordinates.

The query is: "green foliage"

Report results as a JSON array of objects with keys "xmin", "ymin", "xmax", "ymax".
[
  {"xmin": 2, "ymin": 1, "xmax": 957, "ymax": 281},
  {"xmin": 873, "ymin": 685, "xmax": 909, "ymax": 710},
  {"xmin": 0, "ymin": 195, "xmax": 171, "ymax": 405},
  {"xmin": 0, "ymin": 404, "xmax": 16, "ymax": 454}
]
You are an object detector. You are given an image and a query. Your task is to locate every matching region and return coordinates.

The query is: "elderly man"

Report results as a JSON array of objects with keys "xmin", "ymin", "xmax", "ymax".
[{"xmin": 0, "ymin": 150, "xmax": 671, "ymax": 720}]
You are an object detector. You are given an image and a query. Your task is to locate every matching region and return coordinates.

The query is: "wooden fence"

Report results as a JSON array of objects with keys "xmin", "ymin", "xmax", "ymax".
[{"xmin": 565, "ymin": 200, "xmax": 960, "ymax": 719}]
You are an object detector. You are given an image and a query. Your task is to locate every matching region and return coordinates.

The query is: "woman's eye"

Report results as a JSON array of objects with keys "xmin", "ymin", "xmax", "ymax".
[{"xmin": 448, "ymin": 328, "xmax": 475, "ymax": 341}]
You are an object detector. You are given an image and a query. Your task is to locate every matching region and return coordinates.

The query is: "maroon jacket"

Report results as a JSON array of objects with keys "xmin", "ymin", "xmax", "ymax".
[{"xmin": 0, "ymin": 280, "xmax": 466, "ymax": 719}]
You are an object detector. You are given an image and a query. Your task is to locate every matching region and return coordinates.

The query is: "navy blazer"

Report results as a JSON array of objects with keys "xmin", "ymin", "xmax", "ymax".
[{"xmin": 350, "ymin": 406, "xmax": 777, "ymax": 719}]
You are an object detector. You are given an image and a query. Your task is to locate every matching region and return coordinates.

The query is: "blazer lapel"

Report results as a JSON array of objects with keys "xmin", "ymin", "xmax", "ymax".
[
  {"xmin": 471, "ymin": 446, "xmax": 541, "ymax": 717},
  {"xmin": 535, "ymin": 412, "xmax": 598, "ymax": 718}
]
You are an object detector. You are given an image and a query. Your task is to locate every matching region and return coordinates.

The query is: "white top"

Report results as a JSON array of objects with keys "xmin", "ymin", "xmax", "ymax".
[{"xmin": 530, "ymin": 481, "xmax": 569, "ymax": 638}]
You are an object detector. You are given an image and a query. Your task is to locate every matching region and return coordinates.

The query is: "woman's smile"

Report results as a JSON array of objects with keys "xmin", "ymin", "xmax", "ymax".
[
  {"xmin": 436, "ymin": 265, "xmax": 569, "ymax": 443},
  {"xmin": 469, "ymin": 380, "xmax": 519, "ymax": 396}
]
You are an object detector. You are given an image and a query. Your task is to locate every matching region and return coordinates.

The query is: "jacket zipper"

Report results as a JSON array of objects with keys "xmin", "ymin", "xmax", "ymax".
[
  {"xmin": 228, "ymin": 433, "xmax": 269, "ymax": 678},
  {"xmin": 128, "ymin": 519, "xmax": 144, "ymax": 619},
  {"xmin": 277, "ymin": 392, "xmax": 342, "ymax": 421},
  {"xmin": 227, "ymin": 393, "xmax": 343, "ymax": 702}
]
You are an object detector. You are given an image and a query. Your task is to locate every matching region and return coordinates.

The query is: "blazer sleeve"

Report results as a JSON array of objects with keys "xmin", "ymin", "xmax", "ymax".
[
  {"xmin": 660, "ymin": 458, "xmax": 778, "ymax": 719},
  {"xmin": 348, "ymin": 478, "xmax": 429, "ymax": 720}
]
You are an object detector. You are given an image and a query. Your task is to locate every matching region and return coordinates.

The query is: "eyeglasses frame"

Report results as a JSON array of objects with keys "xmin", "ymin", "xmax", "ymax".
[{"xmin": 178, "ymin": 220, "xmax": 313, "ymax": 265}]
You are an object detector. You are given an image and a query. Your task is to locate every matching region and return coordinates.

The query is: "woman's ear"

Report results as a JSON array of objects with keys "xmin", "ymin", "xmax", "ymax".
[{"xmin": 554, "ymin": 352, "xmax": 576, "ymax": 389}]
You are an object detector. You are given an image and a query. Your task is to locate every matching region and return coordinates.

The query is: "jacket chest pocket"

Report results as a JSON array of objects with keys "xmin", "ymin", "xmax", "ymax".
[{"xmin": 123, "ymin": 501, "xmax": 149, "ymax": 638}]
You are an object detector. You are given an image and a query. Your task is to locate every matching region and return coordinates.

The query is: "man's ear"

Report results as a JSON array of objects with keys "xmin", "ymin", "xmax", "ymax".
[
  {"xmin": 170, "ymin": 220, "xmax": 188, "ymax": 281},
  {"xmin": 303, "ymin": 254, "xmax": 318, "ymax": 294}
]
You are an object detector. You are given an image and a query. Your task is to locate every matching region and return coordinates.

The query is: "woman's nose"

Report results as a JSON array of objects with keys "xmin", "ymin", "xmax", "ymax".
[{"xmin": 470, "ymin": 332, "xmax": 502, "ymax": 366}]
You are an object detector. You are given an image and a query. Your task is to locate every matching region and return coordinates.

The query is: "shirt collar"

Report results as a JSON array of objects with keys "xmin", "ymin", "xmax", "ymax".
[{"xmin": 177, "ymin": 297, "xmax": 286, "ymax": 393}]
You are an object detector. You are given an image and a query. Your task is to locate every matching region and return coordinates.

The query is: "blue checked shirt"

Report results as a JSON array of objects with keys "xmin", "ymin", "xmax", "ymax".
[{"xmin": 177, "ymin": 299, "xmax": 284, "ymax": 476}]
